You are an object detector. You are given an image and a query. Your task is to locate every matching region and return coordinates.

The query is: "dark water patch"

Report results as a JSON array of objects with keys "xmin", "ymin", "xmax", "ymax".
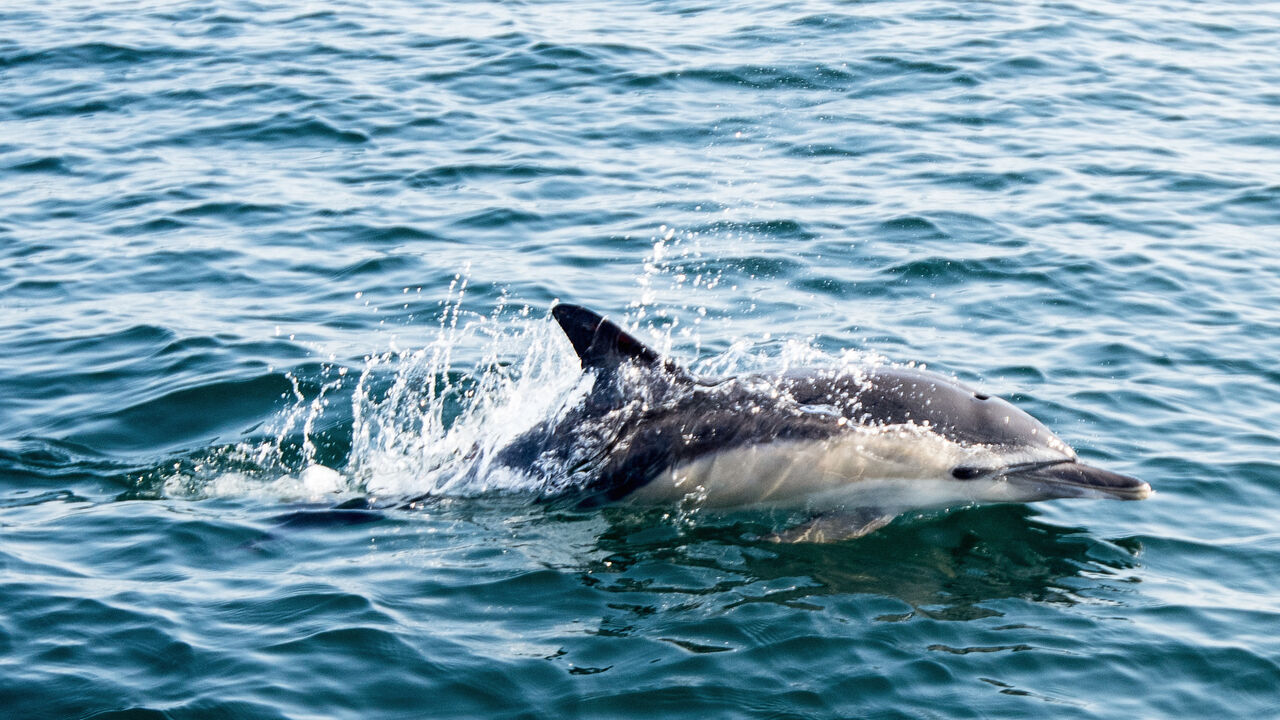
[
  {"xmin": 634, "ymin": 64, "xmax": 857, "ymax": 92},
  {"xmin": 984, "ymin": 55, "xmax": 1055, "ymax": 77},
  {"xmin": 260, "ymin": 626, "xmax": 437, "ymax": 676},
  {"xmin": 1, "ymin": 325, "xmax": 312, "ymax": 448},
  {"xmin": 1189, "ymin": 20, "xmax": 1248, "ymax": 39},
  {"xmin": 1051, "ymin": 209, "xmax": 1193, "ymax": 239},
  {"xmin": 157, "ymin": 82, "xmax": 320, "ymax": 109},
  {"xmin": 151, "ymin": 3, "xmax": 249, "ymax": 24},
  {"xmin": 0, "ymin": 42, "xmax": 201, "ymax": 70},
  {"xmin": 1227, "ymin": 134, "xmax": 1280, "ymax": 149},
  {"xmin": 3, "ymin": 590, "xmax": 266, "ymax": 713},
  {"xmin": 51, "ymin": 514, "xmax": 268, "ymax": 577},
  {"xmin": 882, "ymin": 256, "xmax": 1045, "ymax": 286},
  {"xmin": 1161, "ymin": 172, "xmax": 1251, "ymax": 193},
  {"xmin": 718, "ymin": 253, "xmax": 806, "ymax": 281},
  {"xmin": 121, "ymin": 265, "xmax": 263, "ymax": 296},
  {"xmin": 486, "ymin": 39, "xmax": 620, "ymax": 79},
  {"xmin": 0, "ymin": 489, "xmax": 87, "ymax": 509},
  {"xmin": 329, "ymin": 253, "xmax": 422, "ymax": 279},
  {"xmin": 294, "ymin": 42, "xmax": 401, "ymax": 64},
  {"xmin": 154, "ymin": 334, "xmax": 313, "ymax": 367},
  {"xmin": 848, "ymin": 72, "xmax": 982, "ymax": 100},
  {"xmin": 173, "ymin": 201, "xmax": 293, "ymax": 220},
  {"xmin": 87, "ymin": 700, "xmax": 293, "ymax": 720},
  {"xmin": 418, "ymin": 41, "xmax": 626, "ymax": 100},
  {"xmin": 937, "ymin": 107, "xmax": 1017, "ymax": 128},
  {"xmin": 1205, "ymin": 184, "xmax": 1280, "ymax": 224},
  {"xmin": 9, "ymin": 94, "xmax": 136, "ymax": 119},
  {"xmin": 0, "ymin": 437, "xmax": 108, "ymax": 468},
  {"xmin": 13, "ymin": 324, "xmax": 177, "ymax": 359},
  {"xmin": 684, "ymin": 218, "xmax": 817, "ymax": 242},
  {"xmin": 795, "ymin": 275, "xmax": 857, "ymax": 299},
  {"xmin": 987, "ymin": 363, "xmax": 1052, "ymax": 385},
  {"xmin": 527, "ymin": 40, "xmax": 601, "ymax": 65},
  {"xmin": 584, "ymin": 40, "xmax": 671, "ymax": 62},
  {"xmin": 781, "ymin": 141, "xmax": 875, "ymax": 159},
  {"xmin": 5, "ymin": 155, "xmax": 79, "ymax": 174},
  {"xmin": 894, "ymin": 151, "xmax": 952, "ymax": 166},
  {"xmin": 405, "ymin": 162, "xmax": 584, "ymax": 189},
  {"xmin": 927, "ymin": 642, "xmax": 1037, "ymax": 655},
  {"xmin": 268, "ymin": 509, "xmax": 384, "ymax": 530},
  {"xmin": 660, "ymin": 636, "xmax": 732, "ymax": 654},
  {"xmin": 452, "ymin": 207, "xmax": 545, "ymax": 229},
  {"xmin": 156, "ymin": 114, "xmax": 370, "ymax": 148},
  {"xmin": 2, "ymin": 277, "xmax": 71, "ymax": 300},
  {"xmin": 911, "ymin": 168, "xmax": 1057, "ymax": 193},
  {"xmin": 434, "ymin": 567, "xmax": 587, "ymax": 608},
  {"xmin": 789, "ymin": 12, "xmax": 886, "ymax": 32},
  {"xmin": 335, "ymin": 169, "xmax": 418, "ymax": 186},
  {"xmin": 615, "ymin": 69, "xmax": 675, "ymax": 91},
  {"xmin": 1078, "ymin": 162, "xmax": 1172, "ymax": 179},
  {"xmin": 930, "ymin": 212, "xmax": 1021, "ymax": 244},
  {"xmin": 223, "ymin": 583, "xmax": 370, "ymax": 616},
  {"xmin": 62, "ymin": 373, "xmax": 297, "ymax": 455},
  {"xmin": 107, "ymin": 217, "xmax": 191, "ymax": 236},
  {"xmin": 1070, "ymin": 89, "xmax": 1168, "ymax": 115},
  {"xmin": 90, "ymin": 186, "xmax": 206, "ymax": 215},
  {"xmin": 866, "ymin": 55, "xmax": 962, "ymax": 77},
  {"xmin": 1069, "ymin": 388, "xmax": 1183, "ymax": 417},
  {"xmin": 0, "ymin": 439, "xmax": 131, "ymax": 493},
  {"xmin": 587, "ymin": 121, "xmax": 720, "ymax": 147},
  {"xmin": 873, "ymin": 215, "xmax": 949, "ymax": 242},
  {"xmin": 315, "ymin": 223, "xmax": 453, "ymax": 245}
]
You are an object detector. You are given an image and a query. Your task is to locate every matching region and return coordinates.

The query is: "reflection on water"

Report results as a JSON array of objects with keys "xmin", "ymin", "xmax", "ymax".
[{"xmin": 578, "ymin": 504, "xmax": 1143, "ymax": 623}]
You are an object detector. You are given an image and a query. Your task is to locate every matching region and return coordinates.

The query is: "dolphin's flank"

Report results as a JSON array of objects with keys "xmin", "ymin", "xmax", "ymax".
[{"xmin": 488, "ymin": 303, "xmax": 1150, "ymax": 542}]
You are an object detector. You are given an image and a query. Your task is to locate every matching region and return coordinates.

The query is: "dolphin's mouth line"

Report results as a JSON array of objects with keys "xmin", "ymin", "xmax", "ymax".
[
  {"xmin": 998, "ymin": 459, "xmax": 1075, "ymax": 476},
  {"xmin": 1001, "ymin": 459, "xmax": 1152, "ymax": 500}
]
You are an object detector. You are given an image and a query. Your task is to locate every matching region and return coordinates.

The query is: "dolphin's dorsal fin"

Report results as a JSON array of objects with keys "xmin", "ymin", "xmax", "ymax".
[{"xmin": 552, "ymin": 303, "xmax": 663, "ymax": 372}]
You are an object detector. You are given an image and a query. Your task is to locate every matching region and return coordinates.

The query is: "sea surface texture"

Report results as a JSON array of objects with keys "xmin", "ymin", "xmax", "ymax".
[{"xmin": 3, "ymin": 1, "xmax": 1279, "ymax": 718}]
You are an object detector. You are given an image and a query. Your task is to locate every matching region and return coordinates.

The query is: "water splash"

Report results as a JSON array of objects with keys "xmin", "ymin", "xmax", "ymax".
[
  {"xmin": 154, "ymin": 282, "xmax": 593, "ymax": 501},
  {"xmin": 153, "ymin": 253, "xmax": 885, "ymax": 504},
  {"xmin": 346, "ymin": 300, "xmax": 589, "ymax": 499}
]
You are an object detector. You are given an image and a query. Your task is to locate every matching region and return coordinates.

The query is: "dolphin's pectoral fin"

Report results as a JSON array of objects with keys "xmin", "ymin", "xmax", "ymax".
[{"xmin": 769, "ymin": 509, "xmax": 897, "ymax": 543}]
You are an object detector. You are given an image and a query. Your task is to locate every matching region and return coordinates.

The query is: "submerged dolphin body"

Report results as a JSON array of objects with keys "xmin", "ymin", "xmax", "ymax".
[{"xmin": 491, "ymin": 304, "xmax": 1150, "ymax": 541}]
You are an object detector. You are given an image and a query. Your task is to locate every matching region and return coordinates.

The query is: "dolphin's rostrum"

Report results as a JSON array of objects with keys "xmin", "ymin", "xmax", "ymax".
[{"xmin": 491, "ymin": 303, "xmax": 1150, "ymax": 542}]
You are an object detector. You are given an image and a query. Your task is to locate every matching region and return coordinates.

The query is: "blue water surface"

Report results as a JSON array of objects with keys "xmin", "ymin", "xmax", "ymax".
[{"xmin": 3, "ymin": 1, "xmax": 1280, "ymax": 718}]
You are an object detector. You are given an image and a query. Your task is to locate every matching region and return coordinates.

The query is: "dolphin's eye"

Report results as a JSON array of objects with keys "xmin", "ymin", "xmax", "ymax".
[
  {"xmin": 973, "ymin": 393, "xmax": 990, "ymax": 401},
  {"xmin": 951, "ymin": 466, "xmax": 986, "ymax": 480}
]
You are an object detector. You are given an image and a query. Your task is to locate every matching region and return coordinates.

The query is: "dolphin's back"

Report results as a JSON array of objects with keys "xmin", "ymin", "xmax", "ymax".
[{"xmin": 495, "ymin": 306, "xmax": 843, "ymax": 503}]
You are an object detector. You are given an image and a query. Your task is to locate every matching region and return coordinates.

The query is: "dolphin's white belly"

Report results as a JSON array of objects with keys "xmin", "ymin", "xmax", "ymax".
[{"xmin": 622, "ymin": 426, "xmax": 1060, "ymax": 512}]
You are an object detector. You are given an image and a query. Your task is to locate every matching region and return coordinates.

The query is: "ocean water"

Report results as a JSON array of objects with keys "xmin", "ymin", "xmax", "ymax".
[{"xmin": 3, "ymin": 0, "xmax": 1280, "ymax": 717}]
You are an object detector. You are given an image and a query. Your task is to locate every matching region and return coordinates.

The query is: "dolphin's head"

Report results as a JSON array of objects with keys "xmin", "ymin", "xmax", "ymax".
[{"xmin": 781, "ymin": 365, "xmax": 1152, "ymax": 504}]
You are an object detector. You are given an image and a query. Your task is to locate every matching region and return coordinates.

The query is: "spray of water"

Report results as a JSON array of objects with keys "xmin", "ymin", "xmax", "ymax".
[
  {"xmin": 157, "ymin": 224, "xmax": 881, "ymax": 503},
  {"xmin": 346, "ymin": 303, "xmax": 589, "ymax": 499},
  {"xmin": 156, "ymin": 282, "xmax": 594, "ymax": 501}
]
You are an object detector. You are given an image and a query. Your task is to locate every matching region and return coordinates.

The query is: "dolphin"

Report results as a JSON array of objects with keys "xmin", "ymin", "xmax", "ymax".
[{"xmin": 487, "ymin": 304, "xmax": 1150, "ymax": 542}]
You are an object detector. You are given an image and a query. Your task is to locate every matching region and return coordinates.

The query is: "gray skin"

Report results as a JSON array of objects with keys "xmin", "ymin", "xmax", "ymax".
[{"xmin": 489, "ymin": 304, "xmax": 1149, "ymax": 538}]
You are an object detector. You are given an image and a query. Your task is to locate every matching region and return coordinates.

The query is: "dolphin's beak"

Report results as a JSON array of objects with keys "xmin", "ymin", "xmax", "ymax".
[{"xmin": 1006, "ymin": 461, "xmax": 1152, "ymax": 501}]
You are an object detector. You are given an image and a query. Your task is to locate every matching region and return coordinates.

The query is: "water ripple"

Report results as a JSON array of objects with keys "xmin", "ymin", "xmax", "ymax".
[{"xmin": 4, "ymin": 0, "xmax": 1280, "ymax": 717}]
